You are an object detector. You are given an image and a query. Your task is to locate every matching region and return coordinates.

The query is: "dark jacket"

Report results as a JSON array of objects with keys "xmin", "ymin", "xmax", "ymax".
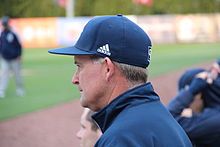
[
  {"xmin": 0, "ymin": 29, "xmax": 22, "ymax": 60},
  {"xmin": 93, "ymin": 83, "xmax": 192, "ymax": 147},
  {"xmin": 167, "ymin": 76, "xmax": 220, "ymax": 147}
]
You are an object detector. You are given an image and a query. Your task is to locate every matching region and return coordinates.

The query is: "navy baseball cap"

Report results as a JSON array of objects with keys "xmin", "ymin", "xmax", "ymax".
[{"xmin": 48, "ymin": 14, "xmax": 152, "ymax": 68}]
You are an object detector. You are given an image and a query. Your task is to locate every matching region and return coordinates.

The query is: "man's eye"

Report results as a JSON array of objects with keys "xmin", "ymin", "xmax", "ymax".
[
  {"xmin": 76, "ymin": 64, "xmax": 82, "ymax": 72},
  {"xmin": 76, "ymin": 64, "xmax": 81, "ymax": 68}
]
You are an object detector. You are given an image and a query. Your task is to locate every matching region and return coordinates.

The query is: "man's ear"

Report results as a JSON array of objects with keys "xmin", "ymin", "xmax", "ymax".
[{"xmin": 103, "ymin": 57, "xmax": 115, "ymax": 81}]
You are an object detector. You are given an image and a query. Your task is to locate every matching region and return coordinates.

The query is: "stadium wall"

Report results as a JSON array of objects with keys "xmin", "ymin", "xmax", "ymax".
[{"xmin": 0, "ymin": 14, "xmax": 219, "ymax": 48}]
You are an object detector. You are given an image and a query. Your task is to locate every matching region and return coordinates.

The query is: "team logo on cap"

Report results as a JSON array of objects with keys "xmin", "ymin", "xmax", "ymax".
[
  {"xmin": 97, "ymin": 44, "xmax": 111, "ymax": 56},
  {"xmin": 148, "ymin": 46, "xmax": 152, "ymax": 62}
]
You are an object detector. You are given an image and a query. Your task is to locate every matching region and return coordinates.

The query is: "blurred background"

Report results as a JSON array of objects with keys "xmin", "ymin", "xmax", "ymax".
[
  {"xmin": 0, "ymin": 0, "xmax": 220, "ymax": 147},
  {"xmin": 1, "ymin": 0, "xmax": 220, "ymax": 48}
]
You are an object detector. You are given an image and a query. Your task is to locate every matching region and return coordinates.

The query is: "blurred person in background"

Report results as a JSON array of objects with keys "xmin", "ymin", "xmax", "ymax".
[
  {"xmin": 0, "ymin": 16, "xmax": 24, "ymax": 98},
  {"xmin": 167, "ymin": 59, "xmax": 220, "ymax": 147},
  {"xmin": 77, "ymin": 108, "xmax": 102, "ymax": 147}
]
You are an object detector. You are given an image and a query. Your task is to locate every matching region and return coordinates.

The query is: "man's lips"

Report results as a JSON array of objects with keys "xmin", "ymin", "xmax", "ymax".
[{"xmin": 78, "ymin": 88, "xmax": 83, "ymax": 93}]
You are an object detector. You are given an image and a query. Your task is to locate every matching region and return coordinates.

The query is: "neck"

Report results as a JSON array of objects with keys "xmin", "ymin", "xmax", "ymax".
[{"xmin": 106, "ymin": 76, "xmax": 141, "ymax": 105}]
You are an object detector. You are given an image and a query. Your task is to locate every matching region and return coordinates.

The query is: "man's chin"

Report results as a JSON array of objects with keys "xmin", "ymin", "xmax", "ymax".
[
  {"xmin": 80, "ymin": 97, "xmax": 88, "ymax": 108},
  {"xmin": 79, "ymin": 142, "xmax": 83, "ymax": 147}
]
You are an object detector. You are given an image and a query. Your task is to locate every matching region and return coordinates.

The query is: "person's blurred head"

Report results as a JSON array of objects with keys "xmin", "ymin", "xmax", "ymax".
[
  {"xmin": 204, "ymin": 60, "xmax": 220, "ymax": 107},
  {"xmin": 1, "ymin": 16, "xmax": 10, "ymax": 29},
  {"xmin": 77, "ymin": 108, "xmax": 102, "ymax": 147},
  {"xmin": 209, "ymin": 59, "xmax": 220, "ymax": 80}
]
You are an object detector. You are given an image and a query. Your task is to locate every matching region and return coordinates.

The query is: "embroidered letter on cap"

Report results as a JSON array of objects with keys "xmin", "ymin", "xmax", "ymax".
[{"xmin": 147, "ymin": 46, "xmax": 152, "ymax": 63}]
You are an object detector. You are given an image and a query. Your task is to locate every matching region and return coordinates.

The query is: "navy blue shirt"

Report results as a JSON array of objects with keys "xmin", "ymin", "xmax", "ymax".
[
  {"xmin": 167, "ymin": 77, "xmax": 220, "ymax": 147},
  {"xmin": 0, "ymin": 28, "xmax": 22, "ymax": 60},
  {"xmin": 93, "ymin": 83, "xmax": 192, "ymax": 147}
]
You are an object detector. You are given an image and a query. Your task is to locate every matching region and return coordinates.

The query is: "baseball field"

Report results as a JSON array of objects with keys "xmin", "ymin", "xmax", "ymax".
[{"xmin": 0, "ymin": 42, "xmax": 219, "ymax": 147}]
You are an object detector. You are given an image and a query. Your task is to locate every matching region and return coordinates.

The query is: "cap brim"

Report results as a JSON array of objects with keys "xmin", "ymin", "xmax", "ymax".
[{"xmin": 48, "ymin": 46, "xmax": 94, "ymax": 56}]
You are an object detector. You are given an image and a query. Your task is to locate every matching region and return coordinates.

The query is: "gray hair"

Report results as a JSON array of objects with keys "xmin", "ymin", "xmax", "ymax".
[
  {"xmin": 90, "ymin": 56, "xmax": 148, "ymax": 85},
  {"xmin": 114, "ymin": 62, "xmax": 148, "ymax": 84}
]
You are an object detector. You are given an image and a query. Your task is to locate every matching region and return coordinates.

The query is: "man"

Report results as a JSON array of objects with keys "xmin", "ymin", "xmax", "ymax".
[
  {"xmin": 0, "ymin": 16, "xmax": 24, "ymax": 98},
  {"xmin": 167, "ymin": 60, "xmax": 220, "ymax": 147},
  {"xmin": 77, "ymin": 108, "xmax": 102, "ymax": 147},
  {"xmin": 49, "ymin": 15, "xmax": 192, "ymax": 146}
]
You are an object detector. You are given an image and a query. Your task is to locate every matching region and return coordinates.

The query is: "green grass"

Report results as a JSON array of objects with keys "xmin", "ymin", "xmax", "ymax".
[
  {"xmin": 149, "ymin": 43, "xmax": 220, "ymax": 76},
  {"xmin": 0, "ymin": 43, "xmax": 219, "ymax": 121},
  {"xmin": 0, "ymin": 49, "xmax": 79, "ymax": 121}
]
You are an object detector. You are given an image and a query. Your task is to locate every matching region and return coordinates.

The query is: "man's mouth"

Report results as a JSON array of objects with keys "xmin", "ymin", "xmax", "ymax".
[
  {"xmin": 79, "ymin": 89, "xmax": 83, "ymax": 93},
  {"xmin": 78, "ymin": 87, "xmax": 82, "ymax": 92}
]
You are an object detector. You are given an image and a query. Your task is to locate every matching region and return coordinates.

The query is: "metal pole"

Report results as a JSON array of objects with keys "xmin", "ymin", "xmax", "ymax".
[{"xmin": 66, "ymin": 0, "xmax": 74, "ymax": 17}]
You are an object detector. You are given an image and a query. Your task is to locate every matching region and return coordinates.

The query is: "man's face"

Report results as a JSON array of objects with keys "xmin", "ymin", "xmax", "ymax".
[
  {"xmin": 76, "ymin": 109, "xmax": 101, "ymax": 147},
  {"xmin": 72, "ymin": 55, "xmax": 108, "ymax": 111}
]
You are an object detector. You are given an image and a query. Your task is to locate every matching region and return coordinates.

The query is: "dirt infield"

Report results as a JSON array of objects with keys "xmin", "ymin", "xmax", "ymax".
[{"xmin": 0, "ymin": 62, "xmax": 211, "ymax": 147}]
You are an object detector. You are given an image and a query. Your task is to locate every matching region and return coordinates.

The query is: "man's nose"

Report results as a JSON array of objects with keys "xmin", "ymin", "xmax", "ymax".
[{"xmin": 72, "ymin": 72, "xmax": 79, "ymax": 85}]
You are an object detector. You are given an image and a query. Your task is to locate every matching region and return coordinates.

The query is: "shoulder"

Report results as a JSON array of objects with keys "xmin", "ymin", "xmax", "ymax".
[{"xmin": 9, "ymin": 30, "xmax": 18, "ymax": 38}]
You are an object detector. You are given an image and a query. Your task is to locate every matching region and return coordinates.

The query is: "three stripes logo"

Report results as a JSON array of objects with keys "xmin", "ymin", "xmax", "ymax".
[{"xmin": 97, "ymin": 44, "xmax": 111, "ymax": 56}]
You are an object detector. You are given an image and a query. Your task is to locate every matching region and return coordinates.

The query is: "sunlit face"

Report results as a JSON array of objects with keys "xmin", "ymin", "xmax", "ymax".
[
  {"xmin": 72, "ymin": 55, "xmax": 108, "ymax": 111},
  {"xmin": 76, "ymin": 109, "xmax": 101, "ymax": 147}
]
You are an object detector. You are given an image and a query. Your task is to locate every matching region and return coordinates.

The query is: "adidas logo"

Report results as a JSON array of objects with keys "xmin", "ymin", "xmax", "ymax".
[{"xmin": 97, "ymin": 44, "xmax": 111, "ymax": 56}]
